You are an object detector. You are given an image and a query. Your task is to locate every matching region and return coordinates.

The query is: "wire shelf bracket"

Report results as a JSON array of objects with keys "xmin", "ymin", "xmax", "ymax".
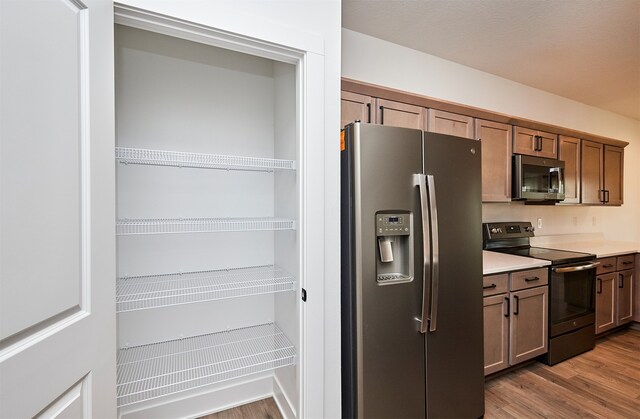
[
  {"xmin": 116, "ymin": 323, "xmax": 295, "ymax": 407},
  {"xmin": 115, "ymin": 147, "xmax": 295, "ymax": 172},
  {"xmin": 117, "ymin": 265, "xmax": 295, "ymax": 312}
]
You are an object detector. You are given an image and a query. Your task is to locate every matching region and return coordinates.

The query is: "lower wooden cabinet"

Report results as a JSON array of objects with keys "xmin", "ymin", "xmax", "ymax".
[
  {"xmin": 595, "ymin": 255, "xmax": 635, "ymax": 334},
  {"xmin": 595, "ymin": 272, "xmax": 616, "ymax": 334},
  {"xmin": 483, "ymin": 293, "xmax": 509, "ymax": 375},
  {"xmin": 483, "ymin": 268, "xmax": 548, "ymax": 375}
]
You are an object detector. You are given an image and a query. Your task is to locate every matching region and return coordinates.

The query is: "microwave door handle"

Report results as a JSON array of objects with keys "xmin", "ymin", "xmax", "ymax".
[
  {"xmin": 414, "ymin": 174, "xmax": 431, "ymax": 334},
  {"xmin": 426, "ymin": 174, "xmax": 439, "ymax": 333}
]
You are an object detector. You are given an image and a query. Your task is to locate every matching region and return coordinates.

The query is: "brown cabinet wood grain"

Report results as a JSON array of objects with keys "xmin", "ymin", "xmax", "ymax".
[
  {"xmin": 559, "ymin": 136, "xmax": 581, "ymax": 204},
  {"xmin": 375, "ymin": 98, "xmax": 425, "ymax": 130},
  {"xmin": 509, "ymin": 285, "xmax": 548, "ymax": 365},
  {"xmin": 616, "ymin": 270, "xmax": 634, "ymax": 325},
  {"xmin": 604, "ymin": 145, "xmax": 624, "ymax": 205},
  {"xmin": 581, "ymin": 140, "xmax": 624, "ymax": 205},
  {"xmin": 596, "ymin": 254, "xmax": 635, "ymax": 334},
  {"xmin": 476, "ymin": 119, "xmax": 512, "ymax": 202},
  {"xmin": 596, "ymin": 272, "xmax": 616, "ymax": 334},
  {"xmin": 427, "ymin": 109, "xmax": 473, "ymax": 139},
  {"xmin": 341, "ymin": 91, "xmax": 374, "ymax": 128},
  {"xmin": 483, "ymin": 268, "xmax": 548, "ymax": 375},
  {"xmin": 513, "ymin": 126, "xmax": 558, "ymax": 159},
  {"xmin": 581, "ymin": 140, "xmax": 604, "ymax": 204},
  {"xmin": 483, "ymin": 294, "xmax": 509, "ymax": 375}
]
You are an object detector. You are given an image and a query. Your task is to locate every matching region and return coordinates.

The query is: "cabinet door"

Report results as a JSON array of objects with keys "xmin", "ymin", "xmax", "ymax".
[
  {"xmin": 616, "ymin": 270, "xmax": 633, "ymax": 325},
  {"xmin": 375, "ymin": 98, "xmax": 425, "ymax": 129},
  {"xmin": 513, "ymin": 127, "xmax": 538, "ymax": 156},
  {"xmin": 595, "ymin": 273, "xmax": 616, "ymax": 334},
  {"xmin": 483, "ymin": 294, "xmax": 510, "ymax": 375},
  {"xmin": 603, "ymin": 145, "xmax": 624, "ymax": 205},
  {"xmin": 509, "ymin": 286, "xmax": 548, "ymax": 365},
  {"xmin": 341, "ymin": 91, "xmax": 374, "ymax": 127},
  {"xmin": 476, "ymin": 120, "xmax": 512, "ymax": 202},
  {"xmin": 0, "ymin": 1, "xmax": 116, "ymax": 418},
  {"xmin": 559, "ymin": 136, "xmax": 581, "ymax": 204},
  {"xmin": 537, "ymin": 130, "xmax": 558, "ymax": 159},
  {"xmin": 427, "ymin": 109, "xmax": 474, "ymax": 139},
  {"xmin": 513, "ymin": 127, "xmax": 557, "ymax": 158},
  {"xmin": 581, "ymin": 140, "xmax": 604, "ymax": 204}
]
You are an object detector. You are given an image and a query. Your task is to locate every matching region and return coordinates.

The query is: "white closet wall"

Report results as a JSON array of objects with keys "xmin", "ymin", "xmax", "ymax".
[{"xmin": 115, "ymin": 25, "xmax": 299, "ymax": 416}]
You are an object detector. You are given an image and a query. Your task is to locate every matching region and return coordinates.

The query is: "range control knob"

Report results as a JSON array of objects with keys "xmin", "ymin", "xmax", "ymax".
[
  {"xmin": 524, "ymin": 226, "xmax": 535, "ymax": 233},
  {"xmin": 490, "ymin": 227, "xmax": 503, "ymax": 234}
]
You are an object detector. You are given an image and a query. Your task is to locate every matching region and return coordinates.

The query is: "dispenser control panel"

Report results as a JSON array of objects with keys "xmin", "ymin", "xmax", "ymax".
[{"xmin": 376, "ymin": 214, "xmax": 410, "ymax": 236}]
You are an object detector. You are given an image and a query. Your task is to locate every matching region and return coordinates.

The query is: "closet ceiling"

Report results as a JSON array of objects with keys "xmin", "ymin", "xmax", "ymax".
[{"xmin": 342, "ymin": 0, "xmax": 640, "ymax": 121}]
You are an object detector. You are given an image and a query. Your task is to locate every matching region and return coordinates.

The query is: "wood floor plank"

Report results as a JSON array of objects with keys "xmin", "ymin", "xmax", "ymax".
[{"xmin": 485, "ymin": 328, "xmax": 640, "ymax": 419}]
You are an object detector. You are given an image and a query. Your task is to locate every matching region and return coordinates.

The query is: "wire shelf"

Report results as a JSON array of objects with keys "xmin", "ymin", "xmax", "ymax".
[
  {"xmin": 117, "ymin": 265, "xmax": 295, "ymax": 312},
  {"xmin": 116, "ymin": 323, "xmax": 295, "ymax": 407},
  {"xmin": 116, "ymin": 217, "xmax": 295, "ymax": 235},
  {"xmin": 115, "ymin": 147, "xmax": 295, "ymax": 172}
]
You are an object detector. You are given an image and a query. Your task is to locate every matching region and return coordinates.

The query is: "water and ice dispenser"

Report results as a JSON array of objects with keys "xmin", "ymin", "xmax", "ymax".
[{"xmin": 375, "ymin": 212, "xmax": 414, "ymax": 284}]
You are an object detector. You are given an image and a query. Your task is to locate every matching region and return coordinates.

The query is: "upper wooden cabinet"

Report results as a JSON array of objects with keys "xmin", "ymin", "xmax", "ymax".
[
  {"xmin": 604, "ymin": 145, "xmax": 624, "ymax": 205},
  {"xmin": 513, "ymin": 127, "xmax": 558, "ymax": 159},
  {"xmin": 558, "ymin": 136, "xmax": 581, "ymax": 204},
  {"xmin": 375, "ymin": 98, "xmax": 425, "ymax": 130},
  {"xmin": 341, "ymin": 91, "xmax": 374, "ymax": 127},
  {"xmin": 427, "ymin": 109, "xmax": 474, "ymax": 139},
  {"xmin": 581, "ymin": 140, "xmax": 624, "ymax": 205},
  {"xmin": 475, "ymin": 119, "xmax": 512, "ymax": 202}
]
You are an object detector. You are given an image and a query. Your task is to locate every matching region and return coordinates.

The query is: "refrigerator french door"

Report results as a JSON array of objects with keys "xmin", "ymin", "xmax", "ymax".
[{"xmin": 341, "ymin": 122, "xmax": 484, "ymax": 418}]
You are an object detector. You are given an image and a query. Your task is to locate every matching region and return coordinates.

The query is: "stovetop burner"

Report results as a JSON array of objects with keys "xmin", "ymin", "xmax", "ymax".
[
  {"xmin": 496, "ymin": 246, "xmax": 594, "ymax": 265},
  {"xmin": 482, "ymin": 221, "xmax": 595, "ymax": 265}
]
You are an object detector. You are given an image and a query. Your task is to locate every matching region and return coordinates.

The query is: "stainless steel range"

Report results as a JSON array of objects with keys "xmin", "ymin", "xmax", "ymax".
[{"xmin": 483, "ymin": 221, "xmax": 598, "ymax": 365}]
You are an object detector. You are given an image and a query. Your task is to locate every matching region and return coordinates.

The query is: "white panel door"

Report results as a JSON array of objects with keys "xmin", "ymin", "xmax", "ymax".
[{"xmin": 0, "ymin": 0, "xmax": 115, "ymax": 417}]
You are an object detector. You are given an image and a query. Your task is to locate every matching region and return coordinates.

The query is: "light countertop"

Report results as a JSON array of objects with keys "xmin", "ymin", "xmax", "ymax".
[
  {"xmin": 483, "ymin": 250, "xmax": 550, "ymax": 275},
  {"xmin": 531, "ymin": 240, "xmax": 640, "ymax": 258}
]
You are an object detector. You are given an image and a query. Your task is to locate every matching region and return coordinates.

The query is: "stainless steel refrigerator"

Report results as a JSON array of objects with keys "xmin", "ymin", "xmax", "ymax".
[{"xmin": 341, "ymin": 122, "xmax": 484, "ymax": 418}]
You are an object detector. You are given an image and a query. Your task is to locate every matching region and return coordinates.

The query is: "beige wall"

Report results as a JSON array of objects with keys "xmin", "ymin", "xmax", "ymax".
[{"xmin": 342, "ymin": 29, "xmax": 640, "ymax": 242}]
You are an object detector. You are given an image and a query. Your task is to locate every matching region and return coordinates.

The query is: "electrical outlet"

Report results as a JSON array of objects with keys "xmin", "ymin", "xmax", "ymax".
[
  {"xmin": 573, "ymin": 216, "xmax": 578, "ymax": 227},
  {"xmin": 537, "ymin": 218, "xmax": 543, "ymax": 229},
  {"xmin": 592, "ymin": 216, "xmax": 597, "ymax": 226}
]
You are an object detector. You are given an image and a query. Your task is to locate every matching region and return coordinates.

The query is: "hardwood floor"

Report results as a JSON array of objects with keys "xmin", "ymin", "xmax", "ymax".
[
  {"xmin": 203, "ymin": 330, "xmax": 639, "ymax": 419},
  {"xmin": 200, "ymin": 398, "xmax": 282, "ymax": 419},
  {"xmin": 485, "ymin": 328, "xmax": 640, "ymax": 418}
]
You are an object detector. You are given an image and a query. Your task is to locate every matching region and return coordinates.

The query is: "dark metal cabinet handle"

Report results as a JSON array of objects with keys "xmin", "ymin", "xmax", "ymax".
[
  {"xmin": 603, "ymin": 263, "xmax": 614, "ymax": 268},
  {"xmin": 513, "ymin": 295, "xmax": 520, "ymax": 315},
  {"xmin": 366, "ymin": 103, "xmax": 371, "ymax": 123},
  {"xmin": 504, "ymin": 296, "xmax": 510, "ymax": 317},
  {"xmin": 605, "ymin": 190, "xmax": 610, "ymax": 203},
  {"xmin": 597, "ymin": 278, "xmax": 602, "ymax": 294},
  {"xmin": 622, "ymin": 261, "xmax": 633, "ymax": 265},
  {"xmin": 483, "ymin": 283, "xmax": 497, "ymax": 290},
  {"xmin": 599, "ymin": 189, "xmax": 605, "ymax": 203},
  {"xmin": 619, "ymin": 274, "xmax": 624, "ymax": 288},
  {"xmin": 379, "ymin": 106, "xmax": 385, "ymax": 125},
  {"xmin": 525, "ymin": 276, "xmax": 540, "ymax": 282}
]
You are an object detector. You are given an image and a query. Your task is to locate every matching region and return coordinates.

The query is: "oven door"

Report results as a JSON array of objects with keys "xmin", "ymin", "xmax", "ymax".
[{"xmin": 549, "ymin": 260, "xmax": 597, "ymax": 337}]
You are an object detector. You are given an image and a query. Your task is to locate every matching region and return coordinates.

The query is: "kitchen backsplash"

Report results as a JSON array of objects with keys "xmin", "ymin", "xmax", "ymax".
[{"xmin": 482, "ymin": 202, "xmax": 636, "ymax": 242}]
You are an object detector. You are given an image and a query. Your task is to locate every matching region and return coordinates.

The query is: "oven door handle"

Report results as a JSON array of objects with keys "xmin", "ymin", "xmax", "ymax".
[{"xmin": 552, "ymin": 262, "xmax": 600, "ymax": 273}]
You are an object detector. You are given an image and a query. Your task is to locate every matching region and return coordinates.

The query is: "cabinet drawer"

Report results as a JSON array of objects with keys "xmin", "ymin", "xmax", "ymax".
[
  {"xmin": 483, "ymin": 274, "xmax": 508, "ymax": 296},
  {"xmin": 617, "ymin": 254, "xmax": 635, "ymax": 271},
  {"xmin": 597, "ymin": 257, "xmax": 617, "ymax": 274},
  {"xmin": 510, "ymin": 267, "xmax": 548, "ymax": 291}
]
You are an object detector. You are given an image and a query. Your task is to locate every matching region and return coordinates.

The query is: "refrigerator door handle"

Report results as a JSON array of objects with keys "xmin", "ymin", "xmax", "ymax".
[
  {"xmin": 414, "ymin": 174, "xmax": 431, "ymax": 334},
  {"xmin": 426, "ymin": 174, "xmax": 440, "ymax": 332}
]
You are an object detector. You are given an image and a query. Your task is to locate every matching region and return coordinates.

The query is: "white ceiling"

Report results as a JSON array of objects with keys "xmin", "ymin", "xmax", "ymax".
[{"xmin": 342, "ymin": 0, "xmax": 640, "ymax": 121}]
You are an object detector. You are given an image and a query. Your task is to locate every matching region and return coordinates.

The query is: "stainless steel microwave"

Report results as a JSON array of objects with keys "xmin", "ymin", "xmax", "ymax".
[{"xmin": 513, "ymin": 154, "xmax": 565, "ymax": 202}]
